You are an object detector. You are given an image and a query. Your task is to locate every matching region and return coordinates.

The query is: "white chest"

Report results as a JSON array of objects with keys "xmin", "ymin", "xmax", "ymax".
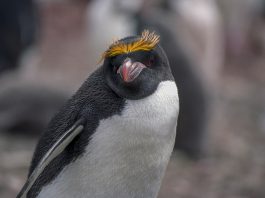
[{"xmin": 37, "ymin": 81, "xmax": 179, "ymax": 198}]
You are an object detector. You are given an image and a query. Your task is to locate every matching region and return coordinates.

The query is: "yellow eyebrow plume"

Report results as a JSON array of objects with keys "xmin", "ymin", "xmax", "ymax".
[{"xmin": 101, "ymin": 30, "xmax": 160, "ymax": 61}]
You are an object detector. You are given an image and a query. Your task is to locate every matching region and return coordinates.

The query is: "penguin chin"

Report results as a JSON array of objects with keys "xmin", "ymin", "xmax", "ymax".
[{"xmin": 106, "ymin": 70, "xmax": 159, "ymax": 100}]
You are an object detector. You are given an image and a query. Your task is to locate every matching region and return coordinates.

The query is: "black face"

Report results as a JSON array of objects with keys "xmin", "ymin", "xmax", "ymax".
[{"xmin": 103, "ymin": 37, "xmax": 174, "ymax": 100}]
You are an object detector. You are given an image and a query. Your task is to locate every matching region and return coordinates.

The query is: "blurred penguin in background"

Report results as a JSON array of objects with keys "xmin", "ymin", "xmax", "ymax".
[
  {"xmin": 0, "ymin": 0, "xmax": 69, "ymax": 137},
  {"xmin": 219, "ymin": 0, "xmax": 264, "ymax": 59},
  {"xmin": 135, "ymin": 0, "xmax": 209, "ymax": 159},
  {"xmin": 0, "ymin": 0, "xmax": 38, "ymax": 75},
  {"xmin": 87, "ymin": 0, "xmax": 210, "ymax": 159},
  {"xmin": 171, "ymin": 0, "xmax": 224, "ymax": 90}
]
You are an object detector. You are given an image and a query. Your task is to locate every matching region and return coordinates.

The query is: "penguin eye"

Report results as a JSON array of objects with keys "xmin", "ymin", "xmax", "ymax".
[{"xmin": 143, "ymin": 55, "xmax": 155, "ymax": 67}]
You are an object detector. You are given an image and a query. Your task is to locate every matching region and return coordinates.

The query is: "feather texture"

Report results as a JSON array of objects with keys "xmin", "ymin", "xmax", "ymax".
[{"xmin": 101, "ymin": 30, "xmax": 160, "ymax": 60}]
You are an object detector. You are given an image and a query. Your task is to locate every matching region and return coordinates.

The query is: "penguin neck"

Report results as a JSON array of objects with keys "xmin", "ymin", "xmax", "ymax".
[{"xmin": 85, "ymin": 80, "xmax": 179, "ymax": 197}]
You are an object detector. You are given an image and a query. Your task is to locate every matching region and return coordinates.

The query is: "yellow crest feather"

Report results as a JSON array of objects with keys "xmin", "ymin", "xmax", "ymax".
[{"xmin": 101, "ymin": 30, "xmax": 160, "ymax": 61}]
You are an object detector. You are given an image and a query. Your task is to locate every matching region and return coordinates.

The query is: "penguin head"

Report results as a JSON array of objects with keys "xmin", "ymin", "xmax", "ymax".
[{"xmin": 102, "ymin": 30, "xmax": 173, "ymax": 100}]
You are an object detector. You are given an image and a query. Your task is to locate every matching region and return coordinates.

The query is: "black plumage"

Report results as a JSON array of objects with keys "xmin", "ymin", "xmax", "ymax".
[
  {"xmin": 0, "ymin": 0, "xmax": 38, "ymax": 74},
  {"xmin": 25, "ymin": 68, "xmax": 125, "ymax": 197}
]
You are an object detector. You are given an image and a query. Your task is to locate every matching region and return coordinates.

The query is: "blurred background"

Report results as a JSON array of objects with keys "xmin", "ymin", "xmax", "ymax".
[{"xmin": 0, "ymin": 0, "xmax": 265, "ymax": 197}]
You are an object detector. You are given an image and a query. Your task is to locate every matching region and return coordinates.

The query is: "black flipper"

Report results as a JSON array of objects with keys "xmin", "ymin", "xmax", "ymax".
[{"xmin": 17, "ymin": 119, "xmax": 84, "ymax": 198}]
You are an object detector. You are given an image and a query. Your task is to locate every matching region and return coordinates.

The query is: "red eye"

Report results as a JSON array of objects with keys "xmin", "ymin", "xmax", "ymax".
[{"xmin": 145, "ymin": 56, "xmax": 155, "ymax": 67}]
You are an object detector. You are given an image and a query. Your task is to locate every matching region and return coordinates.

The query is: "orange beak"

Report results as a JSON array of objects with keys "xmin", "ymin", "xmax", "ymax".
[{"xmin": 117, "ymin": 58, "xmax": 146, "ymax": 83}]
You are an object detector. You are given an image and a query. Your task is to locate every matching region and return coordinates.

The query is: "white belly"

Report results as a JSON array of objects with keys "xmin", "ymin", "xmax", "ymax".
[{"xmin": 37, "ymin": 81, "xmax": 179, "ymax": 198}]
